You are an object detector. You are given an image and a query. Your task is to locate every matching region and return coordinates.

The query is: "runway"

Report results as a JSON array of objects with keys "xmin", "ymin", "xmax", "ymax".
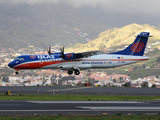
[
  {"xmin": 0, "ymin": 100, "xmax": 160, "ymax": 115},
  {"xmin": 0, "ymin": 86, "xmax": 160, "ymax": 96}
]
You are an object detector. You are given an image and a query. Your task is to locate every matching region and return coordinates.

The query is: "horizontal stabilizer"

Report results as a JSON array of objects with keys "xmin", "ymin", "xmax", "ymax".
[{"xmin": 135, "ymin": 35, "xmax": 152, "ymax": 37}]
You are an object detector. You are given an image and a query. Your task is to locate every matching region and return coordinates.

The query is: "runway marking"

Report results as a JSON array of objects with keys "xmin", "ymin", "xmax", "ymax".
[
  {"xmin": 0, "ymin": 110, "xmax": 96, "ymax": 112},
  {"xmin": 77, "ymin": 106, "xmax": 160, "ymax": 111},
  {"xmin": 27, "ymin": 101, "xmax": 143, "ymax": 104},
  {"xmin": 47, "ymin": 87, "xmax": 94, "ymax": 92}
]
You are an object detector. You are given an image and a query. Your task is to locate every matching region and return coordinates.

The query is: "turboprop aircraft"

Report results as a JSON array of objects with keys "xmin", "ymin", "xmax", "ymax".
[{"xmin": 8, "ymin": 32, "xmax": 151, "ymax": 75}]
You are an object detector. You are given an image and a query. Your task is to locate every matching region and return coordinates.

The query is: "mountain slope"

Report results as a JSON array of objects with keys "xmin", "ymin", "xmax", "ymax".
[
  {"xmin": 0, "ymin": 3, "xmax": 111, "ymax": 48},
  {"xmin": 68, "ymin": 23, "xmax": 160, "ymax": 52}
]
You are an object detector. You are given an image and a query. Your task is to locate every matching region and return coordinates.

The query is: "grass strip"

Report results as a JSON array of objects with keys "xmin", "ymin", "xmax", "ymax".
[
  {"xmin": 0, "ymin": 94, "xmax": 160, "ymax": 101},
  {"xmin": 0, "ymin": 115, "xmax": 160, "ymax": 120}
]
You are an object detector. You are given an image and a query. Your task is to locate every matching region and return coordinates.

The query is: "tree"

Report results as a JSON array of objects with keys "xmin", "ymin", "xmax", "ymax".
[
  {"xmin": 113, "ymin": 79, "xmax": 117, "ymax": 83},
  {"xmin": 151, "ymin": 84, "xmax": 156, "ymax": 88},
  {"xmin": 119, "ymin": 77, "xmax": 123, "ymax": 83},
  {"xmin": 142, "ymin": 64, "xmax": 146, "ymax": 68},
  {"xmin": 2, "ymin": 76, "xmax": 9, "ymax": 82},
  {"xmin": 55, "ymin": 74, "xmax": 57, "ymax": 78},
  {"xmin": 123, "ymin": 82, "xmax": 132, "ymax": 87},
  {"xmin": 133, "ymin": 66, "xmax": 137, "ymax": 70},
  {"xmin": 157, "ymin": 56, "xmax": 160, "ymax": 62},
  {"xmin": 156, "ymin": 75, "xmax": 159, "ymax": 79},
  {"xmin": 59, "ymin": 74, "xmax": 62, "ymax": 78},
  {"xmin": 141, "ymin": 81, "xmax": 148, "ymax": 88}
]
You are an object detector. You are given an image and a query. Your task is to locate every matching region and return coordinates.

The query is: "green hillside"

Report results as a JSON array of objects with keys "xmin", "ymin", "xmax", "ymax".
[{"xmin": 67, "ymin": 23, "xmax": 160, "ymax": 52}]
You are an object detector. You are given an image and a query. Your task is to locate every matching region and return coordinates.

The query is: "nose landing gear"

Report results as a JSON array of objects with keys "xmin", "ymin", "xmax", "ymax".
[
  {"xmin": 15, "ymin": 69, "xmax": 19, "ymax": 75},
  {"xmin": 15, "ymin": 71, "xmax": 19, "ymax": 75}
]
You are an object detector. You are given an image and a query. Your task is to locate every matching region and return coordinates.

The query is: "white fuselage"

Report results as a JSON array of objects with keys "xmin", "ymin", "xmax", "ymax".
[{"xmin": 39, "ymin": 54, "xmax": 149, "ymax": 70}]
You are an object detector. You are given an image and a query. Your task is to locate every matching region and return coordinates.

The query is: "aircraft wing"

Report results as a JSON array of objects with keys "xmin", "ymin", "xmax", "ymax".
[{"xmin": 74, "ymin": 50, "xmax": 100, "ymax": 58}]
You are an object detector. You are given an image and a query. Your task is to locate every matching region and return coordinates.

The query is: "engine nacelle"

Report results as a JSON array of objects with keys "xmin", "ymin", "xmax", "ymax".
[{"xmin": 64, "ymin": 53, "xmax": 75, "ymax": 60}]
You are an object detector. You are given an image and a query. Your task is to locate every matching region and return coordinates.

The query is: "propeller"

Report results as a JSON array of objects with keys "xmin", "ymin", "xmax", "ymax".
[
  {"xmin": 47, "ymin": 46, "xmax": 52, "ymax": 55},
  {"xmin": 60, "ymin": 46, "xmax": 65, "ymax": 60}
]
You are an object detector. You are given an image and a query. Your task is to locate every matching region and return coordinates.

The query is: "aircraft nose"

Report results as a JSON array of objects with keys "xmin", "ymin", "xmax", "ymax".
[{"xmin": 8, "ymin": 61, "xmax": 15, "ymax": 68}]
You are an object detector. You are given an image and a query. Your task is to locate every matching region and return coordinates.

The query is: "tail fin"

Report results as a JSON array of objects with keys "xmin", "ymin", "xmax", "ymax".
[{"xmin": 110, "ymin": 32, "xmax": 151, "ymax": 56}]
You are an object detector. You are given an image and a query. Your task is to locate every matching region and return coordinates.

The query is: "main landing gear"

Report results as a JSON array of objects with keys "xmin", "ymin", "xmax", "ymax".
[
  {"xmin": 68, "ymin": 69, "xmax": 73, "ymax": 75},
  {"xmin": 68, "ymin": 69, "xmax": 80, "ymax": 75},
  {"xmin": 74, "ymin": 69, "xmax": 80, "ymax": 75}
]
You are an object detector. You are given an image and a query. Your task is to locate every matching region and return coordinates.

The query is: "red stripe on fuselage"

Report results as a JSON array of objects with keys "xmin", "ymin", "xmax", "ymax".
[{"xmin": 14, "ymin": 61, "xmax": 64, "ymax": 69}]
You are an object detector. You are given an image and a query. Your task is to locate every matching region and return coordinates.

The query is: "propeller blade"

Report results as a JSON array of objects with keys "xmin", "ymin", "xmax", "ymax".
[
  {"xmin": 63, "ymin": 46, "xmax": 64, "ymax": 53},
  {"xmin": 47, "ymin": 46, "xmax": 52, "ymax": 55},
  {"xmin": 60, "ymin": 46, "xmax": 65, "ymax": 60},
  {"xmin": 60, "ymin": 47, "xmax": 64, "ymax": 53},
  {"xmin": 60, "ymin": 47, "xmax": 62, "ymax": 53}
]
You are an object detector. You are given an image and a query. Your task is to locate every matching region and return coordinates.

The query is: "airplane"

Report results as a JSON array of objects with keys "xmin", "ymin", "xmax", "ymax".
[{"xmin": 8, "ymin": 32, "xmax": 151, "ymax": 75}]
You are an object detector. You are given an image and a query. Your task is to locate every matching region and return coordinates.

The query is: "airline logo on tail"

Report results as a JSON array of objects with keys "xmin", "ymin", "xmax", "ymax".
[{"xmin": 131, "ymin": 42, "xmax": 145, "ymax": 53}]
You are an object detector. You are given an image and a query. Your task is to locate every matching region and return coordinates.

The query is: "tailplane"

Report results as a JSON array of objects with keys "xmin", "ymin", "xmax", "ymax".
[{"xmin": 110, "ymin": 32, "xmax": 151, "ymax": 56}]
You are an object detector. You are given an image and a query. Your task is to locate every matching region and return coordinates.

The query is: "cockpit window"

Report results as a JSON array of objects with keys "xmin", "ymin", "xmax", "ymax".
[
  {"xmin": 19, "ymin": 58, "xmax": 24, "ymax": 60},
  {"xmin": 15, "ymin": 57, "xmax": 24, "ymax": 60},
  {"xmin": 15, "ymin": 58, "xmax": 19, "ymax": 60}
]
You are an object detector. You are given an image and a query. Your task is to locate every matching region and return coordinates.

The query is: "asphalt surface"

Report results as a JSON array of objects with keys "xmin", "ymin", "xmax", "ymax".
[
  {"xmin": 0, "ymin": 86, "xmax": 160, "ymax": 96},
  {"xmin": 0, "ymin": 86, "xmax": 160, "ymax": 115},
  {"xmin": 0, "ymin": 100, "xmax": 160, "ymax": 115}
]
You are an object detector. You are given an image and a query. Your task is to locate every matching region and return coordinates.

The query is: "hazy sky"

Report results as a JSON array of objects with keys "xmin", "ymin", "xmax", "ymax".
[
  {"xmin": 0, "ymin": 0, "xmax": 159, "ymax": 16},
  {"xmin": 0, "ymin": 0, "xmax": 160, "ymax": 27}
]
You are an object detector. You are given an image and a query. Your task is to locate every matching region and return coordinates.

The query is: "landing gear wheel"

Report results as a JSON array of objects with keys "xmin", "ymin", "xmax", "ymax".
[
  {"xmin": 68, "ymin": 70, "xmax": 73, "ymax": 75},
  {"xmin": 74, "ymin": 69, "xmax": 80, "ymax": 75},
  {"xmin": 15, "ymin": 71, "xmax": 19, "ymax": 75}
]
